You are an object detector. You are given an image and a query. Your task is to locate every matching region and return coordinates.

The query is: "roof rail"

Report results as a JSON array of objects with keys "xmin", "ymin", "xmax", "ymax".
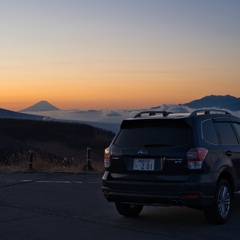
[
  {"xmin": 134, "ymin": 111, "xmax": 173, "ymax": 118},
  {"xmin": 189, "ymin": 109, "xmax": 232, "ymax": 117}
]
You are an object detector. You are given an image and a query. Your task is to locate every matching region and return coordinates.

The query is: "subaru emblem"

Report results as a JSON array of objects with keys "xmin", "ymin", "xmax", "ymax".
[{"xmin": 138, "ymin": 150, "xmax": 148, "ymax": 155}]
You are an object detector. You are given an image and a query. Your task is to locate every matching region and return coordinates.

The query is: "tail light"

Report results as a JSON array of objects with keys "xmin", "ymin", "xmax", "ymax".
[
  {"xmin": 104, "ymin": 147, "xmax": 110, "ymax": 168},
  {"xmin": 187, "ymin": 148, "xmax": 208, "ymax": 170}
]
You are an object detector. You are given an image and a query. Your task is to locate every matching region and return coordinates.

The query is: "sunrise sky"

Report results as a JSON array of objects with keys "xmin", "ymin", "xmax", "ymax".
[{"xmin": 1, "ymin": 0, "xmax": 240, "ymax": 111}]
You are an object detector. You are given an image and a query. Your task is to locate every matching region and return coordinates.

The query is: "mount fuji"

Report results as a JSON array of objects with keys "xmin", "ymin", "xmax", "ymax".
[{"xmin": 20, "ymin": 101, "xmax": 60, "ymax": 112}]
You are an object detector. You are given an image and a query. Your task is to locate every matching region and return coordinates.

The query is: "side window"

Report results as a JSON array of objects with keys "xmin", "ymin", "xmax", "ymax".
[
  {"xmin": 233, "ymin": 123, "xmax": 240, "ymax": 139},
  {"xmin": 215, "ymin": 122, "xmax": 238, "ymax": 145},
  {"xmin": 202, "ymin": 119, "xmax": 219, "ymax": 144}
]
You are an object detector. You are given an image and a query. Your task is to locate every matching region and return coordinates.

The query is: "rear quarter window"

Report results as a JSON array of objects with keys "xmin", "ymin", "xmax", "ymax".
[
  {"xmin": 214, "ymin": 122, "xmax": 238, "ymax": 145},
  {"xmin": 202, "ymin": 119, "xmax": 219, "ymax": 144},
  {"xmin": 233, "ymin": 123, "xmax": 240, "ymax": 139}
]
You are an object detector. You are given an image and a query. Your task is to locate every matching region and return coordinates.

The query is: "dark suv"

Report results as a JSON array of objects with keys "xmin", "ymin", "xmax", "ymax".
[{"xmin": 102, "ymin": 109, "xmax": 240, "ymax": 224}]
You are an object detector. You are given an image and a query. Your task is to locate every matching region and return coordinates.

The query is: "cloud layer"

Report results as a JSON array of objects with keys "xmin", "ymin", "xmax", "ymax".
[{"xmin": 21, "ymin": 104, "xmax": 240, "ymax": 124}]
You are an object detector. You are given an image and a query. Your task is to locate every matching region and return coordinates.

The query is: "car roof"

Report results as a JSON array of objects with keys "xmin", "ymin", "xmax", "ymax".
[
  {"xmin": 125, "ymin": 113, "xmax": 191, "ymax": 121},
  {"xmin": 120, "ymin": 110, "xmax": 240, "ymax": 130},
  {"xmin": 125, "ymin": 109, "xmax": 233, "ymax": 121}
]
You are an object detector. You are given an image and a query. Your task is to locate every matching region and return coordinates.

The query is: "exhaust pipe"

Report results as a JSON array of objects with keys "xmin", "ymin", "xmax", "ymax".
[
  {"xmin": 178, "ymin": 200, "xmax": 185, "ymax": 207},
  {"xmin": 107, "ymin": 196, "xmax": 116, "ymax": 202},
  {"xmin": 111, "ymin": 196, "xmax": 116, "ymax": 202},
  {"xmin": 171, "ymin": 200, "xmax": 178, "ymax": 206}
]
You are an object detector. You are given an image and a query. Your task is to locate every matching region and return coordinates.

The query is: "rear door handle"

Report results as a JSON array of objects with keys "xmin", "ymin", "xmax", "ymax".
[{"xmin": 225, "ymin": 151, "xmax": 232, "ymax": 157}]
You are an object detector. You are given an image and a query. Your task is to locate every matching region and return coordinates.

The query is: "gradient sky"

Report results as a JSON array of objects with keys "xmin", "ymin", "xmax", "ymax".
[{"xmin": 1, "ymin": 0, "xmax": 240, "ymax": 111}]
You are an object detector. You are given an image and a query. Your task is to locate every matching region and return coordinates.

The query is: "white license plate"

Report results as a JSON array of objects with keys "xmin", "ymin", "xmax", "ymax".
[{"xmin": 133, "ymin": 159, "xmax": 155, "ymax": 171}]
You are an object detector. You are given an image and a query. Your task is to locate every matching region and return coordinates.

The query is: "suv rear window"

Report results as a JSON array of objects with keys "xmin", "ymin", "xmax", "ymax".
[{"xmin": 114, "ymin": 119, "xmax": 190, "ymax": 148}]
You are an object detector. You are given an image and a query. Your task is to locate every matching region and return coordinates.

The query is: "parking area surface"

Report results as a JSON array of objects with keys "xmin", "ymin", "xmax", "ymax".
[{"xmin": 0, "ymin": 172, "xmax": 240, "ymax": 240}]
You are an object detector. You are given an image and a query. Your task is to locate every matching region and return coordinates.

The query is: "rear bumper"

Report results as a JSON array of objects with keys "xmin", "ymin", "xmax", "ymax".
[
  {"xmin": 102, "ymin": 189, "xmax": 214, "ymax": 206},
  {"xmin": 102, "ymin": 172, "xmax": 216, "ymax": 207}
]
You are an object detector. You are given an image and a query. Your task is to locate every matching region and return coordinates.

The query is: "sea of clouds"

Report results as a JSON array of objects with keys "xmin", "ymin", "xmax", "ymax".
[{"xmin": 22, "ymin": 104, "xmax": 240, "ymax": 124}]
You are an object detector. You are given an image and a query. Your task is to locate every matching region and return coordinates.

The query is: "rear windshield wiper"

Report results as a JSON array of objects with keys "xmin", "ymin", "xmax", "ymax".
[{"xmin": 144, "ymin": 144, "xmax": 173, "ymax": 148}]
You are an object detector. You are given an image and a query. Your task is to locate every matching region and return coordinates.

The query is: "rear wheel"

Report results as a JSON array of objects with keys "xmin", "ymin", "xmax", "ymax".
[
  {"xmin": 115, "ymin": 202, "xmax": 143, "ymax": 217},
  {"xmin": 204, "ymin": 178, "xmax": 232, "ymax": 224}
]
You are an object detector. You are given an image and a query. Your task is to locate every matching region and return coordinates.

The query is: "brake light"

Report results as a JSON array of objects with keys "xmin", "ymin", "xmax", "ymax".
[
  {"xmin": 187, "ymin": 148, "xmax": 208, "ymax": 170},
  {"xmin": 103, "ymin": 190, "xmax": 111, "ymax": 194},
  {"xmin": 104, "ymin": 147, "xmax": 110, "ymax": 168}
]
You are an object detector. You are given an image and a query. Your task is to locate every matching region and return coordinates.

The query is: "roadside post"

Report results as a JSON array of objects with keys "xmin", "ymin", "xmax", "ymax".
[
  {"xmin": 29, "ymin": 150, "xmax": 34, "ymax": 170},
  {"xmin": 87, "ymin": 148, "xmax": 93, "ymax": 171}
]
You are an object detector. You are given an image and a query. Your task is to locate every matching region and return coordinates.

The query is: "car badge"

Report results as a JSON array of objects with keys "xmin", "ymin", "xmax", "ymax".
[{"xmin": 138, "ymin": 150, "xmax": 148, "ymax": 155}]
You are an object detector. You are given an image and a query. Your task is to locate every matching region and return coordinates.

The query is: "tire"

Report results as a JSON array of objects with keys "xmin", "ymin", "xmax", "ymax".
[
  {"xmin": 204, "ymin": 178, "xmax": 232, "ymax": 224},
  {"xmin": 115, "ymin": 202, "xmax": 143, "ymax": 217}
]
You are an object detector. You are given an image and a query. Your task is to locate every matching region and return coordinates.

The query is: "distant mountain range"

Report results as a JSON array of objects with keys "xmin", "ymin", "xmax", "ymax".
[
  {"xmin": 20, "ymin": 101, "xmax": 59, "ymax": 112},
  {"xmin": 22, "ymin": 95, "xmax": 240, "ymax": 113},
  {"xmin": 150, "ymin": 95, "xmax": 240, "ymax": 111},
  {"xmin": 181, "ymin": 95, "xmax": 240, "ymax": 111},
  {"xmin": 2, "ymin": 95, "xmax": 240, "ymax": 134}
]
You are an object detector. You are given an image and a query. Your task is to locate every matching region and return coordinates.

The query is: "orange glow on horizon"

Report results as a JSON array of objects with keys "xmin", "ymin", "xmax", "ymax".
[
  {"xmin": 1, "ymin": 49, "xmax": 240, "ymax": 112},
  {"xmin": 2, "ymin": 76, "xmax": 240, "ymax": 112}
]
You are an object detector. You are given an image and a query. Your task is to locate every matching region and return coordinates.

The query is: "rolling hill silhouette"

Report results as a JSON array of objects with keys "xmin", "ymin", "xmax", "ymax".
[{"xmin": 0, "ymin": 108, "xmax": 48, "ymax": 120}]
